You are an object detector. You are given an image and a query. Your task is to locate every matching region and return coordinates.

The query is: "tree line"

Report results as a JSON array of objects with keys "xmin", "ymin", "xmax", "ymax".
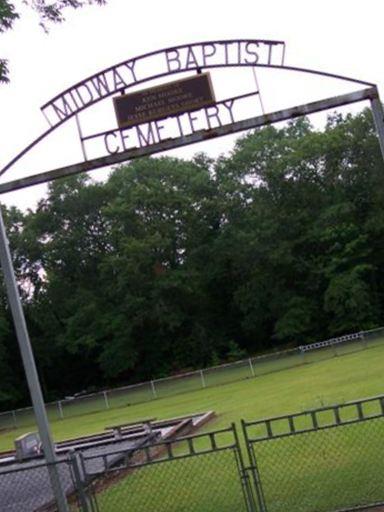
[{"xmin": 1, "ymin": 109, "xmax": 383, "ymax": 410}]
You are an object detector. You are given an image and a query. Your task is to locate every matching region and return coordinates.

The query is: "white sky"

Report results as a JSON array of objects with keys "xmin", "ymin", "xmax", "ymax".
[{"xmin": 1, "ymin": 0, "xmax": 384, "ymax": 210}]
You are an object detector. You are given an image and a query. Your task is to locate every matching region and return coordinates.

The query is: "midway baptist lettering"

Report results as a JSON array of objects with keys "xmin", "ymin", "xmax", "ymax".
[{"xmin": 41, "ymin": 40, "xmax": 283, "ymax": 128}]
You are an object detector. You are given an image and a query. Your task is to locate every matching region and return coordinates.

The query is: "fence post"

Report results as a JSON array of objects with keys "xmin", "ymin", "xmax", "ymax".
[
  {"xmin": 361, "ymin": 332, "xmax": 367, "ymax": 349},
  {"xmin": 248, "ymin": 358, "xmax": 255, "ymax": 377},
  {"xmin": 103, "ymin": 391, "xmax": 110, "ymax": 409},
  {"xmin": 200, "ymin": 369, "xmax": 206, "ymax": 388},
  {"xmin": 241, "ymin": 420, "xmax": 267, "ymax": 512},
  {"xmin": 57, "ymin": 401, "xmax": 64, "ymax": 420},
  {"xmin": 12, "ymin": 410, "xmax": 17, "ymax": 429},
  {"xmin": 69, "ymin": 450, "xmax": 92, "ymax": 512},
  {"xmin": 150, "ymin": 380, "xmax": 157, "ymax": 399},
  {"xmin": 231, "ymin": 423, "xmax": 258, "ymax": 512}
]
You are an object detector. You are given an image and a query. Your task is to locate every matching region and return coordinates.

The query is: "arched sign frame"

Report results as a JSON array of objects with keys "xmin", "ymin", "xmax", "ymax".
[
  {"xmin": 1, "ymin": 40, "xmax": 384, "ymax": 512},
  {"xmin": 1, "ymin": 39, "xmax": 384, "ymax": 193}
]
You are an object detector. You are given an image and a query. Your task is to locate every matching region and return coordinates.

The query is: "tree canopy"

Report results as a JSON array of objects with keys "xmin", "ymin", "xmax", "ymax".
[{"xmin": 1, "ymin": 108, "xmax": 383, "ymax": 410}]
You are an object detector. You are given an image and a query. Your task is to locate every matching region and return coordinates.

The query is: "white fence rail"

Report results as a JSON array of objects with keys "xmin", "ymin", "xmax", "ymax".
[
  {"xmin": 1, "ymin": 326, "xmax": 383, "ymax": 431},
  {"xmin": 299, "ymin": 332, "xmax": 364, "ymax": 352}
]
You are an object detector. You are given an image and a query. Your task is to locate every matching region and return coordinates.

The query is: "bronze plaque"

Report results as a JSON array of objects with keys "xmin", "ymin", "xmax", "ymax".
[{"xmin": 113, "ymin": 73, "xmax": 215, "ymax": 128}]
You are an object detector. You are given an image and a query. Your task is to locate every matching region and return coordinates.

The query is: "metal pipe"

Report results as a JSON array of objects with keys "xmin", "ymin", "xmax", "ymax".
[
  {"xmin": 248, "ymin": 358, "xmax": 255, "ymax": 377},
  {"xmin": 200, "ymin": 369, "xmax": 206, "ymax": 388},
  {"xmin": 150, "ymin": 380, "xmax": 157, "ymax": 399},
  {"xmin": 58, "ymin": 400, "xmax": 64, "ymax": 420},
  {"xmin": 69, "ymin": 450, "xmax": 91, "ymax": 512},
  {"xmin": 0, "ymin": 87, "xmax": 376, "ymax": 196},
  {"xmin": 370, "ymin": 94, "xmax": 384, "ymax": 163},
  {"xmin": 12, "ymin": 410, "xmax": 17, "ymax": 429}
]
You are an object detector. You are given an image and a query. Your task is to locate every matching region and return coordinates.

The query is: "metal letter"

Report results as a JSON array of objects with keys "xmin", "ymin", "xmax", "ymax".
[{"xmin": 165, "ymin": 49, "xmax": 181, "ymax": 72}]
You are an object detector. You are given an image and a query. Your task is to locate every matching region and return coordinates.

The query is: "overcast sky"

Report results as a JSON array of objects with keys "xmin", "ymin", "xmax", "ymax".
[{"xmin": 1, "ymin": 0, "xmax": 384, "ymax": 210}]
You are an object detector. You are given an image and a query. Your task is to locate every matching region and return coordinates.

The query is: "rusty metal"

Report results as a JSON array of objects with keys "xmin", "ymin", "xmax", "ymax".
[
  {"xmin": 1, "ymin": 39, "xmax": 378, "ymax": 179},
  {"xmin": 370, "ymin": 96, "xmax": 384, "ymax": 161},
  {"xmin": 39, "ymin": 38, "xmax": 373, "ymax": 130},
  {"xmin": 39, "ymin": 42, "xmax": 373, "ymax": 131},
  {"xmin": 0, "ymin": 87, "xmax": 377, "ymax": 195},
  {"xmin": 82, "ymin": 90, "xmax": 258, "ymax": 143},
  {"xmin": 41, "ymin": 39, "xmax": 286, "ymax": 127}
]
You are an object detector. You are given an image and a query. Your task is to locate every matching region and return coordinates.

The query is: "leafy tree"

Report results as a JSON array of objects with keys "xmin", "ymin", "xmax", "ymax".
[
  {"xmin": 0, "ymin": 302, "xmax": 22, "ymax": 408},
  {"xmin": 1, "ymin": 108, "xmax": 384, "ymax": 410},
  {"xmin": 226, "ymin": 340, "xmax": 246, "ymax": 362},
  {"xmin": 0, "ymin": 205, "xmax": 35, "ymax": 408},
  {"xmin": 23, "ymin": 174, "xmax": 112, "ymax": 394}
]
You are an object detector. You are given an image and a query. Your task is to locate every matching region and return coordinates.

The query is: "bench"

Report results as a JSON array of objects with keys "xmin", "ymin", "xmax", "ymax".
[{"xmin": 105, "ymin": 418, "xmax": 157, "ymax": 440}]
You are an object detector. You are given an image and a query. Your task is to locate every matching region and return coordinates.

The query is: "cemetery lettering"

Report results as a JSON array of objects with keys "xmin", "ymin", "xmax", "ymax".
[{"xmin": 41, "ymin": 40, "xmax": 282, "ymax": 127}]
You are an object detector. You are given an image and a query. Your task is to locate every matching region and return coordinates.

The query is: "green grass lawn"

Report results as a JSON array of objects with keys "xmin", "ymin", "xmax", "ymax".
[
  {"xmin": 2, "ymin": 339, "xmax": 384, "ymax": 512},
  {"xmin": 251, "ymin": 418, "xmax": 384, "ymax": 512},
  {"xmin": 1, "ymin": 337, "xmax": 376, "ymax": 432},
  {"xmin": 1, "ymin": 338, "xmax": 383, "ymax": 452},
  {"xmin": 88, "ymin": 340, "xmax": 384, "ymax": 512},
  {"xmin": 0, "ymin": 336, "xmax": 378, "ymax": 430}
]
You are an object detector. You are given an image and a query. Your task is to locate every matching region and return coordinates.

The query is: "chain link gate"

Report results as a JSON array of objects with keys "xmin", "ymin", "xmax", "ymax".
[
  {"xmin": 4, "ymin": 401, "xmax": 384, "ymax": 512},
  {"xmin": 69, "ymin": 424, "xmax": 257, "ymax": 512},
  {"xmin": 242, "ymin": 394, "xmax": 384, "ymax": 512}
]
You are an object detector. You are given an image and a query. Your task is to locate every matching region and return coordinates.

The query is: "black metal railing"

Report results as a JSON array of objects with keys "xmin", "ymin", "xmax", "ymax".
[
  {"xmin": 80, "ymin": 425, "xmax": 255, "ymax": 512},
  {"xmin": 242, "ymin": 394, "xmax": 384, "ymax": 512}
]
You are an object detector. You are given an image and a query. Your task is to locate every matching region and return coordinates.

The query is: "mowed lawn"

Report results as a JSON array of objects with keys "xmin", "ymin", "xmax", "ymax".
[{"xmin": 1, "ymin": 340, "xmax": 383, "ymax": 452}]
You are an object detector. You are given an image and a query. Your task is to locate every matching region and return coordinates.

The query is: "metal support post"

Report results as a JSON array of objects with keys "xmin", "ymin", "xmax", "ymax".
[
  {"xmin": 150, "ymin": 380, "xmax": 157, "ymax": 399},
  {"xmin": 0, "ymin": 206, "xmax": 69, "ymax": 512},
  {"xmin": 370, "ymin": 93, "xmax": 384, "ymax": 163},
  {"xmin": 248, "ymin": 358, "xmax": 255, "ymax": 377},
  {"xmin": 232, "ymin": 424, "xmax": 258, "ymax": 512},
  {"xmin": 200, "ymin": 369, "xmax": 206, "ymax": 388},
  {"xmin": 58, "ymin": 401, "xmax": 64, "ymax": 419},
  {"xmin": 240, "ymin": 420, "xmax": 267, "ymax": 512},
  {"xmin": 69, "ymin": 451, "xmax": 91, "ymax": 512},
  {"xmin": 12, "ymin": 410, "xmax": 17, "ymax": 428}
]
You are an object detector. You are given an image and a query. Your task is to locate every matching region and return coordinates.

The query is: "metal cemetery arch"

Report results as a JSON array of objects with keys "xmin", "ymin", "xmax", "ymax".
[
  {"xmin": 1, "ymin": 39, "xmax": 384, "ymax": 190},
  {"xmin": 1, "ymin": 39, "xmax": 384, "ymax": 512}
]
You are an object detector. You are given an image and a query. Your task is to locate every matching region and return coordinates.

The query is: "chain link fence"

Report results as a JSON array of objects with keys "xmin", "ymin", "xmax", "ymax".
[
  {"xmin": 83, "ymin": 426, "xmax": 253, "ymax": 512},
  {"xmin": 0, "ymin": 457, "xmax": 82, "ymax": 512},
  {"xmin": 243, "ymin": 394, "xmax": 384, "ymax": 512},
  {"xmin": 92, "ymin": 451, "xmax": 248, "ymax": 512},
  {"xmin": 1, "ymin": 326, "xmax": 383, "ymax": 431},
  {"xmin": 0, "ymin": 425, "xmax": 255, "ymax": 512},
  {"xmin": 3, "ymin": 394, "xmax": 384, "ymax": 511}
]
